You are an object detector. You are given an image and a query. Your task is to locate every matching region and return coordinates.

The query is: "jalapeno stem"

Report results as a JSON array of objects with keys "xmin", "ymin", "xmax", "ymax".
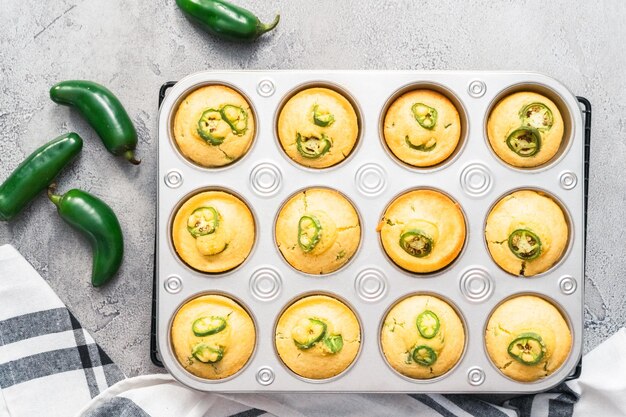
[{"xmin": 399, "ymin": 229, "xmax": 433, "ymax": 258}]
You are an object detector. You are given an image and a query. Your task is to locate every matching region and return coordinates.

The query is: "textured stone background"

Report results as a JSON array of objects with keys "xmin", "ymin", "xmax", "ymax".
[{"xmin": 0, "ymin": 0, "xmax": 624, "ymax": 377}]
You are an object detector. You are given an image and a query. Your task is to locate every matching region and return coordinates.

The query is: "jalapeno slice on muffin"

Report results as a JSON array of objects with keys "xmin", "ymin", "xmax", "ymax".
[
  {"xmin": 197, "ymin": 109, "xmax": 228, "ymax": 145},
  {"xmin": 399, "ymin": 229, "xmax": 433, "ymax": 258},
  {"xmin": 192, "ymin": 343, "xmax": 224, "ymax": 363},
  {"xmin": 506, "ymin": 126, "xmax": 541, "ymax": 157},
  {"xmin": 187, "ymin": 207, "xmax": 220, "ymax": 237},
  {"xmin": 323, "ymin": 334, "xmax": 344, "ymax": 353},
  {"xmin": 520, "ymin": 102, "xmax": 554, "ymax": 132},
  {"xmin": 296, "ymin": 132, "xmax": 332, "ymax": 159},
  {"xmin": 405, "ymin": 135, "xmax": 437, "ymax": 152},
  {"xmin": 416, "ymin": 310, "xmax": 440, "ymax": 339},
  {"xmin": 292, "ymin": 318, "xmax": 327, "ymax": 349},
  {"xmin": 298, "ymin": 214, "xmax": 322, "ymax": 252},
  {"xmin": 312, "ymin": 104, "xmax": 335, "ymax": 127},
  {"xmin": 412, "ymin": 345, "xmax": 437, "ymax": 366},
  {"xmin": 220, "ymin": 104, "xmax": 248, "ymax": 135},
  {"xmin": 508, "ymin": 229, "xmax": 542, "ymax": 260},
  {"xmin": 411, "ymin": 103, "xmax": 438, "ymax": 130},
  {"xmin": 507, "ymin": 333, "xmax": 546, "ymax": 365},
  {"xmin": 192, "ymin": 316, "xmax": 227, "ymax": 336}
]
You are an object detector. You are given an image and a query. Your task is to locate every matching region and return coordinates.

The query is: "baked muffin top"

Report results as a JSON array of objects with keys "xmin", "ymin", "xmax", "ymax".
[
  {"xmin": 487, "ymin": 91, "xmax": 564, "ymax": 168},
  {"xmin": 485, "ymin": 190, "xmax": 568, "ymax": 276},
  {"xmin": 275, "ymin": 295, "xmax": 361, "ymax": 379},
  {"xmin": 172, "ymin": 190, "xmax": 255, "ymax": 273},
  {"xmin": 378, "ymin": 189, "xmax": 466, "ymax": 273},
  {"xmin": 485, "ymin": 295, "xmax": 572, "ymax": 382},
  {"xmin": 383, "ymin": 89, "xmax": 462, "ymax": 167},
  {"xmin": 277, "ymin": 87, "xmax": 359, "ymax": 168},
  {"xmin": 173, "ymin": 85, "xmax": 255, "ymax": 167},
  {"xmin": 275, "ymin": 188, "xmax": 360, "ymax": 274},
  {"xmin": 171, "ymin": 294, "xmax": 256, "ymax": 380},
  {"xmin": 381, "ymin": 294, "xmax": 465, "ymax": 379}
]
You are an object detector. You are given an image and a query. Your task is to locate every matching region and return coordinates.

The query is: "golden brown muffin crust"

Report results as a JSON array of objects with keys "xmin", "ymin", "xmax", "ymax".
[
  {"xmin": 485, "ymin": 295, "xmax": 572, "ymax": 382},
  {"xmin": 381, "ymin": 294, "xmax": 465, "ymax": 379},
  {"xmin": 171, "ymin": 294, "xmax": 256, "ymax": 380},
  {"xmin": 173, "ymin": 85, "xmax": 255, "ymax": 167},
  {"xmin": 275, "ymin": 295, "xmax": 361, "ymax": 379},
  {"xmin": 383, "ymin": 89, "xmax": 462, "ymax": 167}
]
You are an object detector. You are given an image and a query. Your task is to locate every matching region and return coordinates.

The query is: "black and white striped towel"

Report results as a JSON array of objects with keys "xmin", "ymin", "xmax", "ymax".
[{"xmin": 1, "ymin": 244, "xmax": 624, "ymax": 417}]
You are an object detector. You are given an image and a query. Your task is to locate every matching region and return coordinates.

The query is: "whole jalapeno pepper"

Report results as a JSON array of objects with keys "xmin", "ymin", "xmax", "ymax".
[
  {"xmin": 50, "ymin": 80, "xmax": 140, "ymax": 165},
  {"xmin": 176, "ymin": 0, "xmax": 279, "ymax": 42},
  {"xmin": 0, "ymin": 133, "xmax": 83, "ymax": 221},
  {"xmin": 48, "ymin": 185, "xmax": 124, "ymax": 287}
]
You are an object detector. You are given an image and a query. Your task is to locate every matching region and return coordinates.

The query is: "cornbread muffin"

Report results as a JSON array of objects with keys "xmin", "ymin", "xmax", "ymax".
[
  {"xmin": 171, "ymin": 294, "xmax": 256, "ymax": 380},
  {"xmin": 275, "ymin": 188, "xmax": 361, "ymax": 274},
  {"xmin": 383, "ymin": 89, "xmax": 462, "ymax": 167},
  {"xmin": 277, "ymin": 87, "xmax": 359, "ymax": 169},
  {"xmin": 381, "ymin": 294, "xmax": 465, "ymax": 379},
  {"xmin": 485, "ymin": 190, "xmax": 568, "ymax": 276},
  {"xmin": 275, "ymin": 295, "xmax": 361, "ymax": 379},
  {"xmin": 172, "ymin": 190, "xmax": 255, "ymax": 273},
  {"xmin": 485, "ymin": 295, "xmax": 572, "ymax": 382},
  {"xmin": 173, "ymin": 85, "xmax": 255, "ymax": 167},
  {"xmin": 377, "ymin": 189, "xmax": 466, "ymax": 273},
  {"xmin": 487, "ymin": 91, "xmax": 564, "ymax": 168}
]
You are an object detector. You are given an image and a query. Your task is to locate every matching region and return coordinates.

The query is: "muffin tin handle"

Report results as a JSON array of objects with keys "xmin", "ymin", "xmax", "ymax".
[{"xmin": 562, "ymin": 96, "xmax": 591, "ymax": 382}]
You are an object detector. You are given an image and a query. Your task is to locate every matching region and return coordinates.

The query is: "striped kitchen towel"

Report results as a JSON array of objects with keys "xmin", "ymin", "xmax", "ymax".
[{"xmin": 1, "ymin": 244, "xmax": 625, "ymax": 417}]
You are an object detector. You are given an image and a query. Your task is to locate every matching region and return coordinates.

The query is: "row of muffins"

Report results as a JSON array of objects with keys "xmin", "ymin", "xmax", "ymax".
[
  {"xmin": 172, "ymin": 188, "xmax": 569, "ymax": 277},
  {"xmin": 172, "ymin": 84, "xmax": 566, "ymax": 169},
  {"xmin": 170, "ymin": 292, "xmax": 572, "ymax": 383}
]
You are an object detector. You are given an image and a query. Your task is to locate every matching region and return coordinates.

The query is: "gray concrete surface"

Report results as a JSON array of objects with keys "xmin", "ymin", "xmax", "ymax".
[{"xmin": 0, "ymin": 0, "xmax": 624, "ymax": 377}]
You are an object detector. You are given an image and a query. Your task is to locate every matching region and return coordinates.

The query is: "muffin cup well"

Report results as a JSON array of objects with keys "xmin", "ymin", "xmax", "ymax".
[
  {"xmin": 274, "ymin": 81, "xmax": 364, "ymax": 171},
  {"xmin": 168, "ymin": 291, "xmax": 258, "ymax": 383},
  {"xmin": 272, "ymin": 291, "xmax": 364, "ymax": 383},
  {"xmin": 483, "ymin": 293, "xmax": 574, "ymax": 384},
  {"xmin": 484, "ymin": 82, "xmax": 574, "ymax": 171},
  {"xmin": 483, "ymin": 187, "xmax": 573, "ymax": 278},
  {"xmin": 379, "ymin": 82, "xmax": 469, "ymax": 171},
  {"xmin": 168, "ymin": 187, "xmax": 258, "ymax": 275},
  {"xmin": 168, "ymin": 82, "xmax": 258, "ymax": 170},
  {"xmin": 378, "ymin": 292, "xmax": 468, "ymax": 383}
]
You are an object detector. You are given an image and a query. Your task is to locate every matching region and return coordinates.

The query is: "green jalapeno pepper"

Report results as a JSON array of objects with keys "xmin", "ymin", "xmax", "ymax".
[
  {"xmin": 292, "ymin": 318, "xmax": 327, "ymax": 349},
  {"xmin": 324, "ymin": 334, "xmax": 344, "ymax": 354},
  {"xmin": 507, "ymin": 332, "xmax": 545, "ymax": 365},
  {"xmin": 192, "ymin": 343, "xmax": 224, "ymax": 363},
  {"xmin": 0, "ymin": 133, "xmax": 83, "ymax": 221},
  {"xmin": 197, "ymin": 109, "xmax": 227, "ymax": 145},
  {"xmin": 312, "ymin": 105, "xmax": 335, "ymax": 127},
  {"xmin": 405, "ymin": 135, "xmax": 437, "ymax": 152},
  {"xmin": 187, "ymin": 207, "xmax": 220, "ymax": 237},
  {"xmin": 508, "ymin": 229, "xmax": 542, "ymax": 260},
  {"xmin": 298, "ymin": 214, "xmax": 322, "ymax": 252},
  {"xmin": 175, "ymin": 0, "xmax": 279, "ymax": 42},
  {"xmin": 192, "ymin": 316, "xmax": 226, "ymax": 336},
  {"xmin": 412, "ymin": 103, "xmax": 438, "ymax": 130},
  {"xmin": 48, "ymin": 185, "xmax": 123, "ymax": 287},
  {"xmin": 220, "ymin": 105, "xmax": 248, "ymax": 135},
  {"xmin": 506, "ymin": 126, "xmax": 541, "ymax": 157},
  {"xmin": 50, "ymin": 81, "xmax": 140, "ymax": 164},
  {"xmin": 416, "ymin": 310, "xmax": 440, "ymax": 339},
  {"xmin": 399, "ymin": 229, "xmax": 433, "ymax": 258},
  {"xmin": 296, "ymin": 133, "xmax": 332, "ymax": 159},
  {"xmin": 412, "ymin": 345, "xmax": 437, "ymax": 366},
  {"xmin": 520, "ymin": 102, "xmax": 554, "ymax": 131}
]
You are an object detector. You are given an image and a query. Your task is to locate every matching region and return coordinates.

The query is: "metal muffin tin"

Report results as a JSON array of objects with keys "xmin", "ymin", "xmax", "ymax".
[{"xmin": 155, "ymin": 71, "xmax": 589, "ymax": 393}]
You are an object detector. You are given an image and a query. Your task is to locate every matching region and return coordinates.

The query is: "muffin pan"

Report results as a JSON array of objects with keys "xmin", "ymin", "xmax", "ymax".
[{"xmin": 155, "ymin": 71, "xmax": 589, "ymax": 393}]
